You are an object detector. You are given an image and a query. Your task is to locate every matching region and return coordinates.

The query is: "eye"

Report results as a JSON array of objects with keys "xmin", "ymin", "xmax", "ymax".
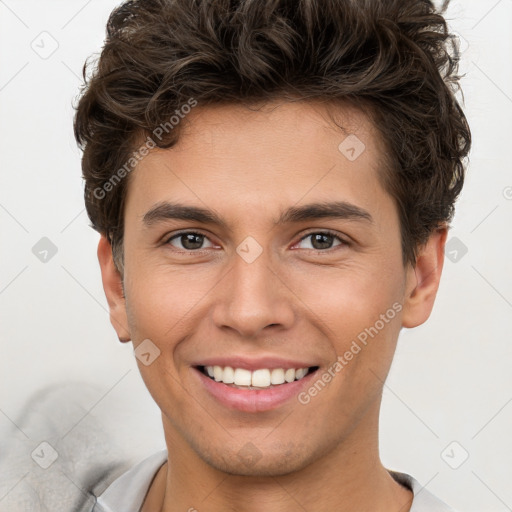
[
  {"xmin": 165, "ymin": 231, "xmax": 216, "ymax": 251},
  {"xmin": 293, "ymin": 231, "xmax": 347, "ymax": 251},
  {"xmin": 163, "ymin": 230, "xmax": 348, "ymax": 253}
]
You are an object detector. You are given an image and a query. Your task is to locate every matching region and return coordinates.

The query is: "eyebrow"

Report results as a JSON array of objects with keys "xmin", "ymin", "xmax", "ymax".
[{"xmin": 142, "ymin": 200, "xmax": 373, "ymax": 228}]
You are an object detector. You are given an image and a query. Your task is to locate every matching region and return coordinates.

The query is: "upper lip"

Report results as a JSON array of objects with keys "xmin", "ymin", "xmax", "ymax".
[{"xmin": 193, "ymin": 356, "xmax": 319, "ymax": 372}]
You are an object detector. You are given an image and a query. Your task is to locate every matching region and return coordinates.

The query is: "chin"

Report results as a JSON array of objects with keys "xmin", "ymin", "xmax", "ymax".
[{"xmin": 197, "ymin": 442, "xmax": 314, "ymax": 477}]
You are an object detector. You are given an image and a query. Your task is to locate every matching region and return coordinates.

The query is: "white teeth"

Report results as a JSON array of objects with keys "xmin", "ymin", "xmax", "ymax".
[
  {"xmin": 251, "ymin": 369, "xmax": 270, "ymax": 387},
  {"xmin": 213, "ymin": 365, "xmax": 223, "ymax": 382},
  {"xmin": 284, "ymin": 368, "xmax": 295, "ymax": 383},
  {"xmin": 234, "ymin": 368, "xmax": 252, "ymax": 386},
  {"xmin": 222, "ymin": 366, "xmax": 235, "ymax": 383},
  {"xmin": 203, "ymin": 365, "xmax": 312, "ymax": 388},
  {"xmin": 295, "ymin": 368, "xmax": 308, "ymax": 379},
  {"xmin": 270, "ymin": 368, "xmax": 285, "ymax": 385}
]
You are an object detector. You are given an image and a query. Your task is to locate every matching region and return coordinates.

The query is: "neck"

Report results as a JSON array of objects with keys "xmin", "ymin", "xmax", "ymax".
[{"xmin": 143, "ymin": 409, "xmax": 413, "ymax": 512}]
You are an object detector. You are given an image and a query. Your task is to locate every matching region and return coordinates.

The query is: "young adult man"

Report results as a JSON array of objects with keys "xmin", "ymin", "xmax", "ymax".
[{"xmin": 74, "ymin": 0, "xmax": 471, "ymax": 510}]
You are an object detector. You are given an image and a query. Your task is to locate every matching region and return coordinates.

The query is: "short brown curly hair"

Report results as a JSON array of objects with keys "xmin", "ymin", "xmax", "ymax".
[{"xmin": 74, "ymin": 0, "xmax": 471, "ymax": 273}]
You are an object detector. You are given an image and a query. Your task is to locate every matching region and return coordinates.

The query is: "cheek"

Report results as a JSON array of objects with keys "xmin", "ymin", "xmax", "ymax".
[
  {"xmin": 290, "ymin": 261, "xmax": 406, "ymax": 392},
  {"xmin": 292, "ymin": 260, "xmax": 404, "ymax": 329},
  {"xmin": 123, "ymin": 268, "xmax": 201, "ymax": 410},
  {"xmin": 124, "ymin": 261, "xmax": 213, "ymax": 340}
]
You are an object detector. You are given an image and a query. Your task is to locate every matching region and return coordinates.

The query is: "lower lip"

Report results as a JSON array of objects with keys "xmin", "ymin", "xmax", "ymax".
[{"xmin": 193, "ymin": 367, "xmax": 319, "ymax": 413}]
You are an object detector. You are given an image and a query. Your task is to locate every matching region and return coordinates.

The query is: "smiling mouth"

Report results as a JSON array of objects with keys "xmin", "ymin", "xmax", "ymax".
[{"xmin": 195, "ymin": 365, "xmax": 320, "ymax": 390}]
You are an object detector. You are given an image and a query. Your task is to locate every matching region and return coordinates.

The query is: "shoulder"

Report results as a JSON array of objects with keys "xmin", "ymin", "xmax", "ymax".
[
  {"xmin": 91, "ymin": 449, "xmax": 168, "ymax": 512},
  {"xmin": 389, "ymin": 470, "xmax": 459, "ymax": 512},
  {"xmin": 0, "ymin": 381, "xmax": 156, "ymax": 511}
]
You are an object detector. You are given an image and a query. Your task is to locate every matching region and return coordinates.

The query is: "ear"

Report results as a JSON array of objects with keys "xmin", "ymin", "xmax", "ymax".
[
  {"xmin": 401, "ymin": 226, "xmax": 447, "ymax": 328},
  {"xmin": 97, "ymin": 235, "xmax": 131, "ymax": 342}
]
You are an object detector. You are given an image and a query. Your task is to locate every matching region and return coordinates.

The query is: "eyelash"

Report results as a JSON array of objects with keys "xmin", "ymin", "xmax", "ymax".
[{"xmin": 163, "ymin": 230, "xmax": 349, "ymax": 253}]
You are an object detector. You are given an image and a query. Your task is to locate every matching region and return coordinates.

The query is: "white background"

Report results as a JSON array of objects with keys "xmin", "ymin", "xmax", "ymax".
[{"xmin": 0, "ymin": 1, "xmax": 511, "ymax": 510}]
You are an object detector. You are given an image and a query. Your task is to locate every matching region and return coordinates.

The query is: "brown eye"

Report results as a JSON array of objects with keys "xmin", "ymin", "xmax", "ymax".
[
  {"xmin": 166, "ymin": 232, "xmax": 214, "ymax": 251},
  {"xmin": 296, "ymin": 232, "xmax": 346, "ymax": 251}
]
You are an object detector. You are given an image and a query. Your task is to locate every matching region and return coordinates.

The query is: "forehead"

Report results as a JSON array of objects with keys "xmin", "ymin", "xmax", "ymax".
[
  {"xmin": 123, "ymin": 100, "xmax": 392, "ymax": 227},
  {"xmin": 168, "ymin": 99, "xmax": 380, "ymax": 160}
]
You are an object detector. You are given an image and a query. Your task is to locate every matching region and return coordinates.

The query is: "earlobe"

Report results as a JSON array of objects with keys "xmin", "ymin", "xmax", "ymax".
[
  {"xmin": 97, "ymin": 235, "xmax": 131, "ymax": 342},
  {"xmin": 401, "ymin": 227, "xmax": 447, "ymax": 329}
]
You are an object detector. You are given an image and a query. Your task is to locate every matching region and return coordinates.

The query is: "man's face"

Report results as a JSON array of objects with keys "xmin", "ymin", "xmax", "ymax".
[{"xmin": 104, "ymin": 101, "xmax": 430, "ymax": 476}]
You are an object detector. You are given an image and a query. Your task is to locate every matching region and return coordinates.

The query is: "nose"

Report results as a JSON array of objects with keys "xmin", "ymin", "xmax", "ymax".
[{"xmin": 211, "ymin": 245, "xmax": 296, "ymax": 339}]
